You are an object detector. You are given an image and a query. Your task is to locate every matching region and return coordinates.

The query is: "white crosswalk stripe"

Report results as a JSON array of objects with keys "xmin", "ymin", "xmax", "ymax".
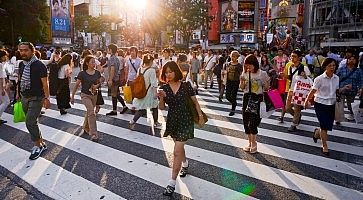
[{"xmin": 1, "ymin": 85, "xmax": 362, "ymax": 200}]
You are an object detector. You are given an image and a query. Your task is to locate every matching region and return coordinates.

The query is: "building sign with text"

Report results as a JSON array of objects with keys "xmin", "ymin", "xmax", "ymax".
[
  {"xmin": 220, "ymin": 33, "xmax": 255, "ymax": 44},
  {"xmin": 51, "ymin": 0, "xmax": 72, "ymax": 44}
]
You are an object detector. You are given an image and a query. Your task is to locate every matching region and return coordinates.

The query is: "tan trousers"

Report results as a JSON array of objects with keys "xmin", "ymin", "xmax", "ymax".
[
  {"xmin": 286, "ymin": 104, "xmax": 303, "ymax": 126},
  {"xmin": 81, "ymin": 93, "xmax": 97, "ymax": 136}
]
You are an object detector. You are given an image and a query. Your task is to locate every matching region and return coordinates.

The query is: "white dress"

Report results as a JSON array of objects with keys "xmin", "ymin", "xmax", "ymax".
[{"xmin": 132, "ymin": 67, "xmax": 159, "ymax": 110}]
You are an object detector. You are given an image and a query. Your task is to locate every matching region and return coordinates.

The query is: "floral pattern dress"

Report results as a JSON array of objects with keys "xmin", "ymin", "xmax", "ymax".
[{"xmin": 160, "ymin": 81, "xmax": 195, "ymax": 141}]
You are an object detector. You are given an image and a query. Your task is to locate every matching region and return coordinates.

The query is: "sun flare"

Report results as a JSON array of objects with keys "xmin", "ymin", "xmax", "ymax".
[{"xmin": 128, "ymin": 0, "xmax": 147, "ymax": 11}]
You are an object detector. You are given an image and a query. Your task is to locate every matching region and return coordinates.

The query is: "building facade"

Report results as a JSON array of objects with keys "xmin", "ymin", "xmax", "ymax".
[{"xmin": 308, "ymin": 0, "xmax": 363, "ymax": 49}]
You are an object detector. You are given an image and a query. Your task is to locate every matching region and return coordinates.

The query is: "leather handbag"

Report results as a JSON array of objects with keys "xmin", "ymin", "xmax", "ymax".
[{"xmin": 184, "ymin": 82, "xmax": 208, "ymax": 127}]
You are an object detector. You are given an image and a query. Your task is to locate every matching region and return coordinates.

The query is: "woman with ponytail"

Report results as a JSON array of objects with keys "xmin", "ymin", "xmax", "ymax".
[{"xmin": 128, "ymin": 53, "xmax": 160, "ymax": 130}]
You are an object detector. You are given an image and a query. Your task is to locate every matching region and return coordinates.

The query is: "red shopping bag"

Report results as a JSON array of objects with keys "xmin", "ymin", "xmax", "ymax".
[{"xmin": 278, "ymin": 79, "xmax": 286, "ymax": 94}]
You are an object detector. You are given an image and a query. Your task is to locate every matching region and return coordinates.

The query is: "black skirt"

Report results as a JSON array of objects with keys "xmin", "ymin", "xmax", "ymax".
[
  {"xmin": 314, "ymin": 102, "xmax": 335, "ymax": 131},
  {"xmin": 56, "ymin": 78, "xmax": 71, "ymax": 109}
]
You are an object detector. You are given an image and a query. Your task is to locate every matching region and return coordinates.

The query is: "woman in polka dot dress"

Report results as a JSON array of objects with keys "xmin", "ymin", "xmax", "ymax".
[{"xmin": 158, "ymin": 61, "xmax": 204, "ymax": 196}]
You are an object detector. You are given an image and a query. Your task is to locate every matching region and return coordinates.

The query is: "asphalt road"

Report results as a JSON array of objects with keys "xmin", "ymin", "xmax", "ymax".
[{"xmin": 0, "ymin": 83, "xmax": 362, "ymax": 200}]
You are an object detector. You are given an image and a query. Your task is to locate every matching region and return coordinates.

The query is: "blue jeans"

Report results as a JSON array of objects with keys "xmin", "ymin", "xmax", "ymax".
[{"xmin": 21, "ymin": 96, "xmax": 44, "ymax": 142}]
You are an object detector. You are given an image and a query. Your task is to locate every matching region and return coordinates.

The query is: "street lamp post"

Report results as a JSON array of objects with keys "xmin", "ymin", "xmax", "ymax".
[{"xmin": 0, "ymin": 8, "xmax": 15, "ymax": 47}]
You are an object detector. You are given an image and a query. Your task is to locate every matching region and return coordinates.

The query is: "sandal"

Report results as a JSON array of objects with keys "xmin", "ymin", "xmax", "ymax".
[
  {"xmin": 128, "ymin": 122, "xmax": 135, "ymax": 130},
  {"xmin": 249, "ymin": 145, "xmax": 257, "ymax": 154},
  {"xmin": 91, "ymin": 135, "xmax": 99, "ymax": 142},
  {"xmin": 243, "ymin": 146, "xmax": 251, "ymax": 152}
]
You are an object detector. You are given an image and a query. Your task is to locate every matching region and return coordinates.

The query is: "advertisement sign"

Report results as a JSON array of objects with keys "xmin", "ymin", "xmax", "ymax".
[
  {"xmin": 221, "ymin": 1, "xmax": 238, "ymax": 32},
  {"xmin": 51, "ymin": 0, "xmax": 72, "ymax": 44},
  {"xmin": 220, "ymin": 33, "xmax": 255, "ymax": 44},
  {"xmin": 237, "ymin": 1, "xmax": 255, "ymax": 31}
]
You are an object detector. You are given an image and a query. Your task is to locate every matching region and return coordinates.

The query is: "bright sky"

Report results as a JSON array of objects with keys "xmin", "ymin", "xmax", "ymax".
[{"xmin": 128, "ymin": 0, "xmax": 147, "ymax": 11}]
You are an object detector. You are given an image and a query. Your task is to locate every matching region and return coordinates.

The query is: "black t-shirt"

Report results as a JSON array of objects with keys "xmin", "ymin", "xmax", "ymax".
[
  {"xmin": 226, "ymin": 62, "xmax": 243, "ymax": 81},
  {"xmin": 19, "ymin": 60, "xmax": 48, "ymax": 97},
  {"xmin": 77, "ymin": 70, "xmax": 101, "ymax": 95}
]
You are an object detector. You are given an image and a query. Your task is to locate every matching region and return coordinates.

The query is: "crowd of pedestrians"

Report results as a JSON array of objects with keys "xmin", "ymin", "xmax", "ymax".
[{"xmin": 0, "ymin": 42, "xmax": 363, "ymax": 195}]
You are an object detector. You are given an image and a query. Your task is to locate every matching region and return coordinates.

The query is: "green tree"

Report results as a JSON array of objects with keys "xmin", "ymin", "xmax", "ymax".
[
  {"xmin": 142, "ymin": 8, "xmax": 167, "ymax": 48},
  {"xmin": 164, "ymin": 0, "xmax": 211, "ymax": 48},
  {"xmin": 74, "ymin": 14, "xmax": 121, "ymax": 36},
  {"xmin": 0, "ymin": 0, "xmax": 49, "ymax": 46}
]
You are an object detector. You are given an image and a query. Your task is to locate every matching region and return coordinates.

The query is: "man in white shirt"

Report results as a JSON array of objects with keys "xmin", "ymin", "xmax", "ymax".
[
  {"xmin": 0, "ymin": 50, "xmax": 10, "ymax": 125},
  {"xmin": 203, "ymin": 49, "xmax": 217, "ymax": 89},
  {"xmin": 159, "ymin": 48, "xmax": 172, "ymax": 68}
]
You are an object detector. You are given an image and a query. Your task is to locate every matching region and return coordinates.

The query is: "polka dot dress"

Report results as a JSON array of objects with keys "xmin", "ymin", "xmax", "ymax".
[{"xmin": 160, "ymin": 82, "xmax": 195, "ymax": 141}]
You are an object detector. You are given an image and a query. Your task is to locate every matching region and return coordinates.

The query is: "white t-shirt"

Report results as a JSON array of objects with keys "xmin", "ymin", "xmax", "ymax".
[
  {"xmin": 241, "ymin": 70, "xmax": 269, "ymax": 95},
  {"xmin": 204, "ymin": 55, "xmax": 216, "ymax": 70},
  {"xmin": 238, "ymin": 55, "xmax": 245, "ymax": 65},
  {"xmin": 288, "ymin": 65, "xmax": 311, "ymax": 80},
  {"xmin": 312, "ymin": 72, "xmax": 339, "ymax": 105}
]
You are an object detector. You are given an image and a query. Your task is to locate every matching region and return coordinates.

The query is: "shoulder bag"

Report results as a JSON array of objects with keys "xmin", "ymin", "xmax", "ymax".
[
  {"xmin": 183, "ymin": 82, "xmax": 208, "ymax": 127},
  {"xmin": 244, "ymin": 72, "xmax": 260, "ymax": 115}
]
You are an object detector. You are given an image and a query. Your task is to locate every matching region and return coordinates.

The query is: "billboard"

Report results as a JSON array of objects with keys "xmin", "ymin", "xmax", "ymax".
[
  {"xmin": 237, "ymin": 1, "xmax": 255, "ymax": 31},
  {"xmin": 51, "ymin": 0, "xmax": 72, "ymax": 44}
]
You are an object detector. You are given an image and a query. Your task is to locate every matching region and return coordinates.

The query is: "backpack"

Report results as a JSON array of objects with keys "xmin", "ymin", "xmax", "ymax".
[{"xmin": 132, "ymin": 67, "xmax": 152, "ymax": 99}]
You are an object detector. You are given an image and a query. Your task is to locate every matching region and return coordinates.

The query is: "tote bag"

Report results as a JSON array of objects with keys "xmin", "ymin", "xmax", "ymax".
[
  {"xmin": 13, "ymin": 101, "xmax": 26, "ymax": 123},
  {"xmin": 267, "ymin": 89, "xmax": 284, "ymax": 109},
  {"xmin": 122, "ymin": 85, "xmax": 133, "ymax": 104}
]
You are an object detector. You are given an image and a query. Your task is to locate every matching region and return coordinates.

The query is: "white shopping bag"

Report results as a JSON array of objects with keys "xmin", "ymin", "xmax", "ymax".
[
  {"xmin": 353, "ymin": 103, "xmax": 363, "ymax": 124},
  {"xmin": 260, "ymin": 102, "xmax": 275, "ymax": 118}
]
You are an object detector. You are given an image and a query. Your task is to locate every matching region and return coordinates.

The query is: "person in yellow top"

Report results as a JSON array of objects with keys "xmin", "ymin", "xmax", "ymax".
[{"xmin": 279, "ymin": 50, "xmax": 311, "ymax": 123}]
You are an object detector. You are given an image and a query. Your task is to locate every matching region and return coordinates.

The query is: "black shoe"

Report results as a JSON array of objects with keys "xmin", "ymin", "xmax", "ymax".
[
  {"xmin": 180, "ymin": 166, "xmax": 188, "ymax": 177},
  {"xmin": 218, "ymin": 97, "xmax": 222, "ymax": 102},
  {"xmin": 229, "ymin": 111, "xmax": 235, "ymax": 116},
  {"xmin": 60, "ymin": 109, "xmax": 67, "ymax": 115},
  {"xmin": 131, "ymin": 109, "xmax": 136, "ymax": 114},
  {"xmin": 195, "ymin": 90, "xmax": 198, "ymax": 95},
  {"xmin": 204, "ymin": 87, "xmax": 207, "ymax": 89},
  {"xmin": 106, "ymin": 111, "xmax": 117, "ymax": 116},
  {"xmin": 120, "ymin": 107, "xmax": 129, "ymax": 114},
  {"xmin": 278, "ymin": 117, "xmax": 284, "ymax": 123},
  {"xmin": 41, "ymin": 142, "xmax": 47, "ymax": 151},
  {"xmin": 29, "ymin": 146, "xmax": 45, "ymax": 160},
  {"xmin": 163, "ymin": 185, "xmax": 175, "ymax": 196},
  {"xmin": 321, "ymin": 149, "xmax": 330, "ymax": 156},
  {"xmin": 335, "ymin": 121, "xmax": 341, "ymax": 125},
  {"xmin": 288, "ymin": 126, "xmax": 296, "ymax": 132},
  {"xmin": 41, "ymin": 111, "xmax": 45, "ymax": 115},
  {"xmin": 0, "ymin": 119, "xmax": 7, "ymax": 124},
  {"xmin": 313, "ymin": 128, "xmax": 319, "ymax": 143}
]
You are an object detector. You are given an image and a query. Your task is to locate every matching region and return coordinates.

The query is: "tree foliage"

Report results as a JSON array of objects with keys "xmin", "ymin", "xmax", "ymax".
[
  {"xmin": 142, "ymin": 7, "xmax": 168, "ymax": 47},
  {"xmin": 0, "ymin": 0, "xmax": 49, "ymax": 46},
  {"xmin": 164, "ymin": 0, "xmax": 211, "ymax": 47},
  {"xmin": 74, "ymin": 14, "xmax": 121, "ymax": 36}
]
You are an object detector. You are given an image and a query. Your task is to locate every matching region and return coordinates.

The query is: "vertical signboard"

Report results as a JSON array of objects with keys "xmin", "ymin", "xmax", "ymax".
[
  {"xmin": 51, "ymin": 0, "xmax": 72, "ymax": 44},
  {"xmin": 237, "ymin": 0, "xmax": 255, "ymax": 31}
]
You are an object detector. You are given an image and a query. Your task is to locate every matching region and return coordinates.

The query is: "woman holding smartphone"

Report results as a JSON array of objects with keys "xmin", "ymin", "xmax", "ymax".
[
  {"xmin": 71, "ymin": 55, "xmax": 101, "ymax": 142},
  {"xmin": 158, "ymin": 61, "xmax": 204, "ymax": 196}
]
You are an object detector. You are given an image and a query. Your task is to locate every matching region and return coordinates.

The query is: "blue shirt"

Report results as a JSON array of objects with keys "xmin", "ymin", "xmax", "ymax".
[{"xmin": 336, "ymin": 66, "xmax": 363, "ymax": 96}]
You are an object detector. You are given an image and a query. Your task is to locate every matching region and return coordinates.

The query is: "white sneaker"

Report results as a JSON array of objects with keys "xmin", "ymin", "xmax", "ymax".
[{"xmin": 346, "ymin": 114, "xmax": 355, "ymax": 121}]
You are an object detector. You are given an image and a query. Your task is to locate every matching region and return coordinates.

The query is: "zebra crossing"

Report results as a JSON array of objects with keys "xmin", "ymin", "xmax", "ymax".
[{"xmin": 0, "ymin": 85, "xmax": 362, "ymax": 200}]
